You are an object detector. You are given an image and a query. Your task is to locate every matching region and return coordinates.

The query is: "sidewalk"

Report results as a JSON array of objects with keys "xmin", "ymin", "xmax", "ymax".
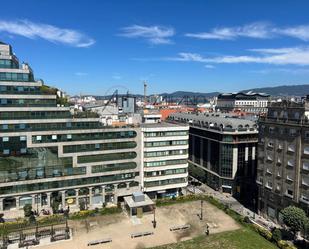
[{"xmin": 185, "ymin": 178, "xmax": 278, "ymax": 231}]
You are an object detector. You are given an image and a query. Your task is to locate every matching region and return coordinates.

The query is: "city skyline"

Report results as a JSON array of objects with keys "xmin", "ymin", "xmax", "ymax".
[{"xmin": 1, "ymin": 0, "xmax": 309, "ymax": 95}]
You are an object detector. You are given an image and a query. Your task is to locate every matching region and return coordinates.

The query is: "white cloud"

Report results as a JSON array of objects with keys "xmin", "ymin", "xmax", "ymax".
[
  {"xmin": 0, "ymin": 19, "xmax": 95, "ymax": 47},
  {"xmin": 112, "ymin": 74, "xmax": 122, "ymax": 80},
  {"xmin": 168, "ymin": 47, "xmax": 309, "ymax": 66},
  {"xmin": 75, "ymin": 72, "xmax": 88, "ymax": 76},
  {"xmin": 119, "ymin": 25, "xmax": 175, "ymax": 44},
  {"xmin": 204, "ymin": 64, "xmax": 215, "ymax": 69},
  {"xmin": 185, "ymin": 22, "xmax": 309, "ymax": 41}
]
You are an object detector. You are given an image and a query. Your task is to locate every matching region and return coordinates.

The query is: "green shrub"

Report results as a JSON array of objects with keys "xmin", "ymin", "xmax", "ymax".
[
  {"xmin": 244, "ymin": 216, "xmax": 251, "ymax": 224},
  {"xmin": 277, "ymin": 240, "xmax": 297, "ymax": 249},
  {"xmin": 272, "ymin": 228, "xmax": 282, "ymax": 242},
  {"xmin": 99, "ymin": 207, "xmax": 121, "ymax": 215},
  {"xmin": 252, "ymin": 224, "xmax": 272, "ymax": 241},
  {"xmin": 23, "ymin": 204, "xmax": 33, "ymax": 217}
]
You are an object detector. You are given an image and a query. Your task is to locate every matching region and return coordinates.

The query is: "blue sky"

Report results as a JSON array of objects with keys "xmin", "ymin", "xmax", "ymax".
[{"xmin": 1, "ymin": 0, "xmax": 309, "ymax": 95}]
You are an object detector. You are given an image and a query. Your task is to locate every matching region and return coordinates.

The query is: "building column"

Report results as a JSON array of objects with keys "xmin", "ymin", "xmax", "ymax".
[
  {"xmin": 0, "ymin": 198, "xmax": 3, "ymax": 211},
  {"xmin": 101, "ymin": 186, "xmax": 106, "ymax": 205},
  {"xmin": 126, "ymin": 182, "xmax": 130, "ymax": 190},
  {"xmin": 15, "ymin": 197, "xmax": 20, "ymax": 209},
  {"xmin": 75, "ymin": 189, "xmax": 79, "ymax": 206},
  {"xmin": 200, "ymin": 138, "xmax": 204, "ymax": 166},
  {"xmin": 46, "ymin": 192, "xmax": 51, "ymax": 207},
  {"xmin": 31, "ymin": 194, "xmax": 36, "ymax": 210},
  {"xmin": 113, "ymin": 184, "xmax": 118, "ymax": 205},
  {"xmin": 207, "ymin": 140, "xmax": 211, "ymax": 169},
  {"xmin": 192, "ymin": 135, "xmax": 195, "ymax": 162},
  {"xmin": 88, "ymin": 187, "xmax": 93, "ymax": 207},
  {"xmin": 61, "ymin": 191, "xmax": 66, "ymax": 208},
  {"xmin": 232, "ymin": 146, "xmax": 238, "ymax": 178}
]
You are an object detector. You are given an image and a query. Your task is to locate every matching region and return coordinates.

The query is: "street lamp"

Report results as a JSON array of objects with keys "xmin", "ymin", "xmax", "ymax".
[
  {"xmin": 200, "ymin": 200, "xmax": 203, "ymax": 220},
  {"xmin": 152, "ymin": 206, "xmax": 157, "ymax": 228}
]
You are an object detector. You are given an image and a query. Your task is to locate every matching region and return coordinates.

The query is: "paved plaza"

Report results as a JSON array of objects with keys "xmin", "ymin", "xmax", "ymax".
[{"xmin": 34, "ymin": 200, "xmax": 240, "ymax": 249}]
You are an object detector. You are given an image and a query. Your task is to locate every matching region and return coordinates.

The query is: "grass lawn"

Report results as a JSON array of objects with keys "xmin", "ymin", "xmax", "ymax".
[{"xmin": 151, "ymin": 227, "xmax": 278, "ymax": 249}]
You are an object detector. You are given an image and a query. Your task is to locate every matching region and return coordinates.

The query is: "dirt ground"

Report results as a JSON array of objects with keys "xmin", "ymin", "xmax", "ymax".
[{"xmin": 35, "ymin": 201, "xmax": 240, "ymax": 249}]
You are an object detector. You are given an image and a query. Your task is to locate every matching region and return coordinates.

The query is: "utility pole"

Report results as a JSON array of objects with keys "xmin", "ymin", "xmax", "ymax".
[{"xmin": 200, "ymin": 200, "xmax": 203, "ymax": 220}]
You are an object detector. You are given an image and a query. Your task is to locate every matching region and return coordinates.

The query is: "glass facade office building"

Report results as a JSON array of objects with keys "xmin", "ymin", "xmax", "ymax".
[{"xmin": 0, "ymin": 42, "xmax": 189, "ymax": 216}]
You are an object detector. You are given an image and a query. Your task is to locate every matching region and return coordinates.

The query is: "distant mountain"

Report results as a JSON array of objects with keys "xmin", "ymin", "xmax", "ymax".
[
  {"xmin": 159, "ymin": 91, "xmax": 220, "ymax": 98},
  {"xmin": 74, "ymin": 84, "xmax": 309, "ymax": 99},
  {"xmin": 245, "ymin": 84, "xmax": 309, "ymax": 96},
  {"xmin": 161, "ymin": 84, "xmax": 309, "ymax": 98}
]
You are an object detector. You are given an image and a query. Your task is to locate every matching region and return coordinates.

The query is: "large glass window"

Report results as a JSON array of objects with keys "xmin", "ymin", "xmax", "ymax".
[
  {"xmin": 63, "ymin": 141, "xmax": 137, "ymax": 153},
  {"xmin": 78, "ymin": 152, "xmax": 137, "ymax": 164}
]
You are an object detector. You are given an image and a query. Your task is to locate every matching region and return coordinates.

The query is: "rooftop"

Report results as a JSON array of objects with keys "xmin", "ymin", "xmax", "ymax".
[
  {"xmin": 168, "ymin": 112, "xmax": 258, "ymax": 132},
  {"xmin": 140, "ymin": 121, "xmax": 188, "ymax": 128}
]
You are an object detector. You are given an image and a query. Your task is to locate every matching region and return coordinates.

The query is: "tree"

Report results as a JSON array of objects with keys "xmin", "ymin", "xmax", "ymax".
[
  {"xmin": 23, "ymin": 204, "xmax": 33, "ymax": 217},
  {"xmin": 281, "ymin": 206, "xmax": 308, "ymax": 236},
  {"xmin": 272, "ymin": 228, "xmax": 282, "ymax": 242},
  {"xmin": 51, "ymin": 201, "xmax": 60, "ymax": 214}
]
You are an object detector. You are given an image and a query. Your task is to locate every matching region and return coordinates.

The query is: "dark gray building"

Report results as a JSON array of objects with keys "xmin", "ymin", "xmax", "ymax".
[
  {"xmin": 257, "ymin": 98, "xmax": 309, "ymax": 221},
  {"xmin": 168, "ymin": 112, "xmax": 258, "ymax": 207}
]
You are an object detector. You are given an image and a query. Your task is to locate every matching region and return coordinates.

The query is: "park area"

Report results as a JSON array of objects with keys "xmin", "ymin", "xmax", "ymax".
[{"xmin": 33, "ymin": 200, "xmax": 276, "ymax": 249}]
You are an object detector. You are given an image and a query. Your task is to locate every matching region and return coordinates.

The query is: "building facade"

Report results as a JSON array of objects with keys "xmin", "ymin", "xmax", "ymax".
[
  {"xmin": 169, "ymin": 112, "xmax": 258, "ymax": 207},
  {"xmin": 216, "ymin": 92, "xmax": 269, "ymax": 114},
  {"xmin": 257, "ymin": 99, "xmax": 309, "ymax": 220},
  {"xmin": 141, "ymin": 123, "xmax": 189, "ymax": 198},
  {"xmin": 0, "ymin": 42, "xmax": 189, "ymax": 216}
]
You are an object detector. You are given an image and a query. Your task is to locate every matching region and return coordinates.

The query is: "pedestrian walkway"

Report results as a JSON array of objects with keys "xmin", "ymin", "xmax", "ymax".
[{"xmin": 186, "ymin": 176, "xmax": 278, "ymax": 231}]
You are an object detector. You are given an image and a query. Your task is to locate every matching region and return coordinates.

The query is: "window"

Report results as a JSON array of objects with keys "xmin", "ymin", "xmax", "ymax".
[
  {"xmin": 266, "ymin": 181, "xmax": 272, "ymax": 189},
  {"xmin": 20, "ymin": 148, "xmax": 27, "ymax": 154},
  {"xmin": 36, "ymin": 136, "xmax": 42, "ymax": 141},
  {"xmin": 302, "ymin": 176, "xmax": 309, "ymax": 186},
  {"xmin": 67, "ymin": 134, "xmax": 72, "ymax": 140},
  {"xmin": 303, "ymin": 162, "xmax": 309, "ymax": 170},
  {"xmin": 288, "ymin": 144, "xmax": 295, "ymax": 152},
  {"xmin": 20, "ymin": 136, "xmax": 26, "ymax": 141},
  {"xmin": 287, "ymin": 159, "xmax": 295, "ymax": 167},
  {"xmin": 19, "ymin": 123, "xmax": 25, "ymax": 129},
  {"xmin": 0, "ymin": 99, "xmax": 7, "ymax": 105},
  {"xmin": 2, "ymin": 124, "xmax": 8, "ymax": 130},
  {"xmin": 52, "ymin": 135, "xmax": 57, "ymax": 140},
  {"xmin": 66, "ymin": 122, "xmax": 72, "ymax": 128},
  {"xmin": 304, "ymin": 146, "xmax": 309, "ymax": 155},
  {"xmin": 3, "ymin": 149, "xmax": 9, "ymax": 155},
  {"xmin": 290, "ymin": 129, "xmax": 297, "ymax": 136},
  {"xmin": 267, "ymin": 141, "xmax": 274, "ymax": 148},
  {"xmin": 286, "ymin": 189, "xmax": 293, "ymax": 197},
  {"xmin": 2, "ymin": 137, "xmax": 9, "ymax": 142}
]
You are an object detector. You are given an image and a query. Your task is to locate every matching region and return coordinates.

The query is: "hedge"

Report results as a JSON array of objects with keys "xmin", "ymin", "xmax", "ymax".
[{"xmin": 69, "ymin": 207, "xmax": 122, "ymax": 220}]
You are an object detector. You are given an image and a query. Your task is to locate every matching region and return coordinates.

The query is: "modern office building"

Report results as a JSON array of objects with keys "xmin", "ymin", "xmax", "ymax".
[
  {"xmin": 257, "ymin": 98, "xmax": 309, "ymax": 220},
  {"xmin": 0, "ymin": 42, "xmax": 189, "ymax": 216},
  {"xmin": 168, "ymin": 112, "xmax": 258, "ymax": 207},
  {"xmin": 216, "ymin": 91, "xmax": 269, "ymax": 114}
]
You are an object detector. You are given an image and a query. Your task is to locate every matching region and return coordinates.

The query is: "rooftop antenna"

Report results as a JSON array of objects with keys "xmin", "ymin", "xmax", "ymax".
[{"xmin": 143, "ymin": 81, "xmax": 147, "ymax": 106}]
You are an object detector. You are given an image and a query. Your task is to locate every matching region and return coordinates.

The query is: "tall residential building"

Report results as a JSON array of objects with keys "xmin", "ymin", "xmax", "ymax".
[
  {"xmin": 257, "ymin": 99, "xmax": 309, "ymax": 220},
  {"xmin": 0, "ymin": 42, "xmax": 189, "ymax": 216},
  {"xmin": 168, "ymin": 112, "xmax": 258, "ymax": 207},
  {"xmin": 141, "ymin": 123, "xmax": 189, "ymax": 198},
  {"xmin": 216, "ymin": 91, "xmax": 269, "ymax": 114}
]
